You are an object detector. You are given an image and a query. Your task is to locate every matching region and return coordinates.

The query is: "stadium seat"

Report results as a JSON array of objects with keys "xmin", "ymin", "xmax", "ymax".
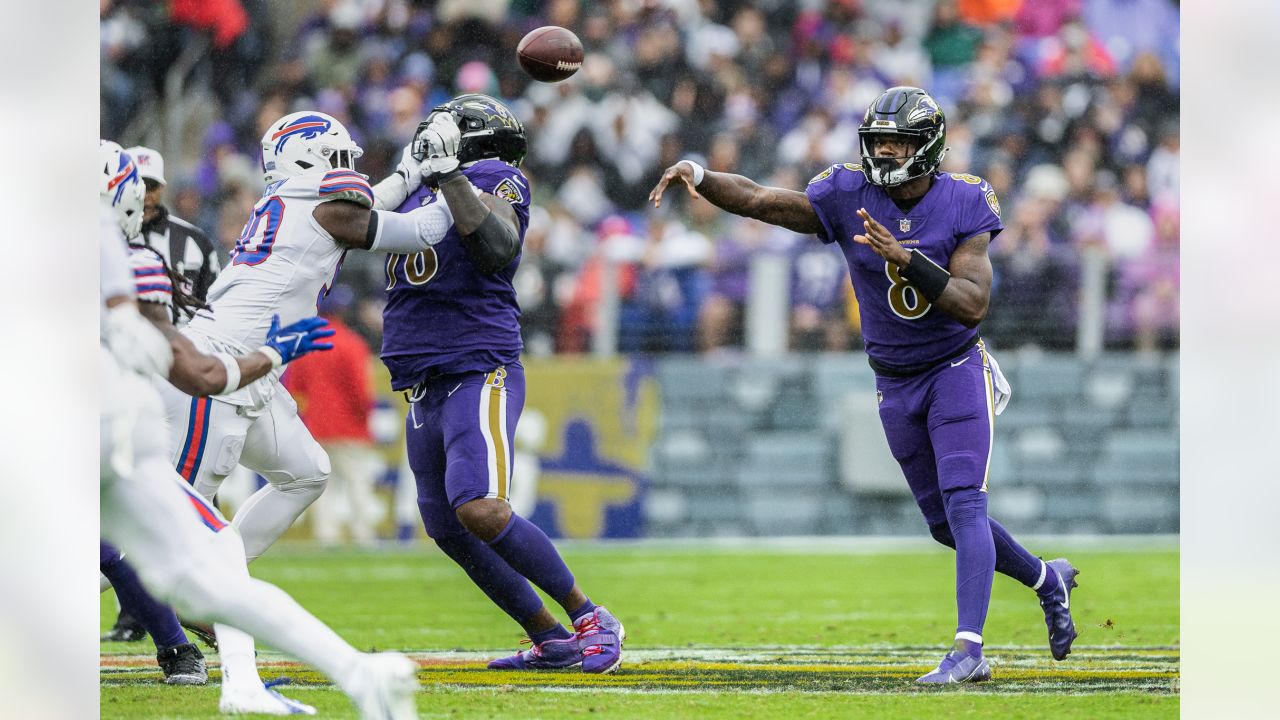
[
  {"xmin": 1012, "ymin": 427, "xmax": 1066, "ymax": 465},
  {"xmin": 988, "ymin": 486, "xmax": 1045, "ymax": 524},
  {"xmin": 743, "ymin": 488, "xmax": 826, "ymax": 536},
  {"xmin": 1014, "ymin": 356, "xmax": 1085, "ymax": 401},
  {"xmin": 657, "ymin": 358, "xmax": 733, "ymax": 409},
  {"xmin": 1100, "ymin": 486, "xmax": 1179, "ymax": 533}
]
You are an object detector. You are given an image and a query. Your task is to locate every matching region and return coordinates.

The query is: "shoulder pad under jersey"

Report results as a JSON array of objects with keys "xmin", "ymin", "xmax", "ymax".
[{"xmin": 275, "ymin": 170, "xmax": 374, "ymax": 208}]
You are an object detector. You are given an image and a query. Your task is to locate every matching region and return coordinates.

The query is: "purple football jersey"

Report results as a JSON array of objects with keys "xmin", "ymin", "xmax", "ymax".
[
  {"xmin": 804, "ymin": 163, "xmax": 1003, "ymax": 371},
  {"xmin": 381, "ymin": 160, "xmax": 531, "ymax": 389}
]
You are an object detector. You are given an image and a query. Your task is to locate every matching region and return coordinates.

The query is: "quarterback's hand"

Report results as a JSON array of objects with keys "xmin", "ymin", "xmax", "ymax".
[
  {"xmin": 854, "ymin": 208, "xmax": 912, "ymax": 267},
  {"xmin": 417, "ymin": 112, "xmax": 462, "ymax": 179},
  {"xmin": 648, "ymin": 161, "xmax": 702, "ymax": 208},
  {"xmin": 261, "ymin": 315, "xmax": 335, "ymax": 365}
]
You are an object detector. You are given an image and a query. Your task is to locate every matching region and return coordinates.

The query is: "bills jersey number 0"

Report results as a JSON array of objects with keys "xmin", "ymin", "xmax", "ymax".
[{"xmin": 233, "ymin": 197, "xmax": 286, "ymax": 266}]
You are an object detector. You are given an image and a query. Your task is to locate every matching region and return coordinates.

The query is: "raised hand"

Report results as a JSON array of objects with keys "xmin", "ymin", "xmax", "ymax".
[
  {"xmin": 393, "ymin": 139, "xmax": 424, "ymax": 195},
  {"xmin": 648, "ymin": 161, "xmax": 702, "ymax": 208},
  {"xmin": 263, "ymin": 314, "xmax": 336, "ymax": 365},
  {"xmin": 416, "ymin": 112, "xmax": 462, "ymax": 180},
  {"xmin": 854, "ymin": 208, "xmax": 911, "ymax": 267}
]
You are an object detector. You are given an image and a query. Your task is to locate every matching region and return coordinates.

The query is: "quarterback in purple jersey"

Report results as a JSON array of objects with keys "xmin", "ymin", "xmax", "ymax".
[
  {"xmin": 379, "ymin": 95, "xmax": 625, "ymax": 674},
  {"xmin": 651, "ymin": 86, "xmax": 1079, "ymax": 683}
]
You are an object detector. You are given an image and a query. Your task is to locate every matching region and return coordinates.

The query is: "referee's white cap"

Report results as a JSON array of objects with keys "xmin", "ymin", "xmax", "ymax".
[{"xmin": 125, "ymin": 146, "xmax": 166, "ymax": 186}]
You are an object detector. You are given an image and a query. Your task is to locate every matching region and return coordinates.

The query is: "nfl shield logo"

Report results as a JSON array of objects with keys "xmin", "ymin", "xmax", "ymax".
[{"xmin": 898, "ymin": 218, "xmax": 912, "ymax": 233}]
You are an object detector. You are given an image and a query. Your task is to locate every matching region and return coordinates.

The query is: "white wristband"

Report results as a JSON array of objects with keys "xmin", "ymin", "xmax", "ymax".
[
  {"xmin": 679, "ymin": 159, "xmax": 705, "ymax": 187},
  {"xmin": 213, "ymin": 352, "xmax": 241, "ymax": 394},
  {"xmin": 257, "ymin": 345, "xmax": 284, "ymax": 369}
]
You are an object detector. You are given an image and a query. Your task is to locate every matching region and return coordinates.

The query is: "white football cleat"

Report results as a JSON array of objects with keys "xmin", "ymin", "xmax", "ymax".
[
  {"xmin": 219, "ymin": 682, "xmax": 317, "ymax": 715},
  {"xmin": 346, "ymin": 652, "xmax": 419, "ymax": 720}
]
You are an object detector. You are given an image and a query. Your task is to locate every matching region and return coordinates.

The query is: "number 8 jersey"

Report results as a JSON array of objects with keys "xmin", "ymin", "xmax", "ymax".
[
  {"xmin": 185, "ymin": 169, "xmax": 372, "ymax": 402},
  {"xmin": 804, "ymin": 163, "xmax": 1003, "ymax": 372}
]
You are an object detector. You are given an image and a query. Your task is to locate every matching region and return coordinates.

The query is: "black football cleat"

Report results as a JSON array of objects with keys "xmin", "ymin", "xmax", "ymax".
[
  {"xmin": 101, "ymin": 612, "xmax": 147, "ymax": 643},
  {"xmin": 157, "ymin": 642, "xmax": 208, "ymax": 685}
]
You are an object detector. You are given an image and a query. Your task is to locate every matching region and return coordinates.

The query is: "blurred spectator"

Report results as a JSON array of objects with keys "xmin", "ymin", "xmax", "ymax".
[
  {"xmin": 284, "ymin": 286, "xmax": 384, "ymax": 546},
  {"xmin": 619, "ymin": 216, "xmax": 713, "ymax": 354}
]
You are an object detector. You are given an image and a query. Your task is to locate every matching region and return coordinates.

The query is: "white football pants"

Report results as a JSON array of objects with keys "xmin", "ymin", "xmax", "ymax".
[
  {"xmin": 101, "ymin": 350, "xmax": 363, "ymax": 690},
  {"xmin": 157, "ymin": 381, "xmax": 330, "ymax": 561}
]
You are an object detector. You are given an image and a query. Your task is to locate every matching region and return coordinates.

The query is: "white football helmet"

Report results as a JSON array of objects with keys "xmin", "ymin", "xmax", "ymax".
[
  {"xmin": 260, "ymin": 111, "xmax": 363, "ymax": 184},
  {"xmin": 100, "ymin": 140, "xmax": 144, "ymax": 240}
]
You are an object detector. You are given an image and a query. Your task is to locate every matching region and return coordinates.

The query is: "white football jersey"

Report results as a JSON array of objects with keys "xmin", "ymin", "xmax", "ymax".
[{"xmin": 185, "ymin": 168, "xmax": 372, "ymax": 406}]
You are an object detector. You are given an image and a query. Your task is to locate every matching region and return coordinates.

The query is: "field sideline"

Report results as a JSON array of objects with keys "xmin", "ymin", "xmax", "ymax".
[{"xmin": 100, "ymin": 539, "xmax": 1179, "ymax": 718}]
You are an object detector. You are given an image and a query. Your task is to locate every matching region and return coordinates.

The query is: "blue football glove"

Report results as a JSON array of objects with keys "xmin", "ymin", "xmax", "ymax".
[{"xmin": 261, "ymin": 314, "xmax": 335, "ymax": 366}]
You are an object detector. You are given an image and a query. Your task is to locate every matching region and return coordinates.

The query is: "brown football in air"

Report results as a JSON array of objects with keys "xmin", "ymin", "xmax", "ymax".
[{"xmin": 517, "ymin": 25, "xmax": 584, "ymax": 82}]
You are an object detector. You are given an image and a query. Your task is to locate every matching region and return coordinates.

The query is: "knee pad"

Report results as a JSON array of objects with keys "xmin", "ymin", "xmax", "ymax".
[
  {"xmin": 941, "ymin": 485, "xmax": 989, "ymax": 529},
  {"xmin": 263, "ymin": 446, "xmax": 331, "ymax": 497},
  {"xmin": 936, "ymin": 451, "xmax": 985, "ymax": 493}
]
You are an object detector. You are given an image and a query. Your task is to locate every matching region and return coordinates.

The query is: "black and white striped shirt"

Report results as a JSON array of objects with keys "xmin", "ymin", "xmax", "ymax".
[{"xmin": 138, "ymin": 206, "xmax": 219, "ymax": 324}]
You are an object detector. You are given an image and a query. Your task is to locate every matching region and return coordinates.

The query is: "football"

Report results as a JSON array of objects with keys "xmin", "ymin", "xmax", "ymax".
[{"xmin": 517, "ymin": 25, "xmax": 584, "ymax": 82}]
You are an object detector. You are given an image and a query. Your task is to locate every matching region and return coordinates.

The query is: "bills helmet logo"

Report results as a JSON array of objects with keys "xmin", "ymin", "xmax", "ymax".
[
  {"xmin": 270, "ymin": 115, "xmax": 333, "ymax": 153},
  {"xmin": 898, "ymin": 218, "xmax": 912, "ymax": 233},
  {"xmin": 107, "ymin": 154, "xmax": 139, "ymax": 206}
]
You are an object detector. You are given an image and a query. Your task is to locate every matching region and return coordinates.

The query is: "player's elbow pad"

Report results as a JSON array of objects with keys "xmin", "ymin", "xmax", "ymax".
[
  {"xmin": 461, "ymin": 212, "xmax": 521, "ymax": 273},
  {"xmin": 367, "ymin": 203, "xmax": 453, "ymax": 254}
]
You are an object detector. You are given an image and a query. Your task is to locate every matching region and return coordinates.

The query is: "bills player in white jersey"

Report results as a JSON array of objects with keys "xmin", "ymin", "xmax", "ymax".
[
  {"xmin": 99, "ymin": 141, "xmax": 420, "ymax": 718},
  {"xmin": 158, "ymin": 110, "xmax": 479, "ymax": 564}
]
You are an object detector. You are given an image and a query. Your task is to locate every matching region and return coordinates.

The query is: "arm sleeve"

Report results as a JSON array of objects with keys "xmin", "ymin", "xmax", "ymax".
[{"xmin": 367, "ymin": 201, "xmax": 455, "ymax": 254}]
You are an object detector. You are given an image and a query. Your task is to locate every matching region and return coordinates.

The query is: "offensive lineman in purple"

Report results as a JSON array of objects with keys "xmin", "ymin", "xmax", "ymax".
[
  {"xmin": 649, "ymin": 86, "xmax": 1079, "ymax": 683},
  {"xmin": 384, "ymin": 157, "xmax": 528, "ymax": 386},
  {"xmin": 381, "ymin": 94, "xmax": 624, "ymax": 674}
]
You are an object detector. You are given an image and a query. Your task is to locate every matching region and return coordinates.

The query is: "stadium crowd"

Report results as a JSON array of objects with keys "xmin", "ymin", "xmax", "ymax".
[{"xmin": 101, "ymin": 0, "xmax": 1180, "ymax": 355}]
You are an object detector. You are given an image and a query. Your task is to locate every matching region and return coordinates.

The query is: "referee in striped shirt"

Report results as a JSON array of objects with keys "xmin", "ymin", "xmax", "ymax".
[{"xmin": 126, "ymin": 146, "xmax": 220, "ymax": 325}]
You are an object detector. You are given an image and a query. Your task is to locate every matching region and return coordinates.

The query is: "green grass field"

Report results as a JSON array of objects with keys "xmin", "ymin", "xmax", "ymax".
[{"xmin": 100, "ymin": 540, "xmax": 1179, "ymax": 718}]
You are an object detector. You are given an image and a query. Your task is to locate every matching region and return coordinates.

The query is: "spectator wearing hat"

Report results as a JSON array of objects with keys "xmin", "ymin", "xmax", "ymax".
[{"xmin": 126, "ymin": 146, "xmax": 220, "ymax": 324}]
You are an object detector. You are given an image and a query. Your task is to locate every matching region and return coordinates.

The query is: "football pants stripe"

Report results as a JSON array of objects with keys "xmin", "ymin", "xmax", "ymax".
[
  {"xmin": 177, "ymin": 397, "xmax": 212, "ymax": 484},
  {"xmin": 978, "ymin": 341, "xmax": 995, "ymax": 494}
]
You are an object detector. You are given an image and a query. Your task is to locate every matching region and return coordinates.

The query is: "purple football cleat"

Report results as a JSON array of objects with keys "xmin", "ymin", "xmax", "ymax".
[
  {"xmin": 916, "ymin": 647, "xmax": 992, "ymax": 684},
  {"xmin": 1040, "ymin": 558, "xmax": 1079, "ymax": 660},
  {"xmin": 487, "ymin": 637, "xmax": 582, "ymax": 670},
  {"xmin": 574, "ymin": 607, "xmax": 625, "ymax": 674}
]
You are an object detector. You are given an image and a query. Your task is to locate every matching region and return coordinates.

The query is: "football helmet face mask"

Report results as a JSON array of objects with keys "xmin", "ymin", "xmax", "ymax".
[
  {"xmin": 858, "ymin": 86, "xmax": 948, "ymax": 187},
  {"xmin": 100, "ymin": 140, "xmax": 144, "ymax": 240},
  {"xmin": 414, "ymin": 94, "xmax": 527, "ymax": 168},
  {"xmin": 260, "ymin": 111, "xmax": 364, "ymax": 184}
]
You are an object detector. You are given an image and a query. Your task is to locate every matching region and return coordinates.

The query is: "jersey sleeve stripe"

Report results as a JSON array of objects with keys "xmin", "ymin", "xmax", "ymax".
[
  {"xmin": 135, "ymin": 283, "xmax": 174, "ymax": 294},
  {"xmin": 319, "ymin": 182, "xmax": 374, "ymax": 201},
  {"xmin": 132, "ymin": 267, "xmax": 168, "ymax": 277}
]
